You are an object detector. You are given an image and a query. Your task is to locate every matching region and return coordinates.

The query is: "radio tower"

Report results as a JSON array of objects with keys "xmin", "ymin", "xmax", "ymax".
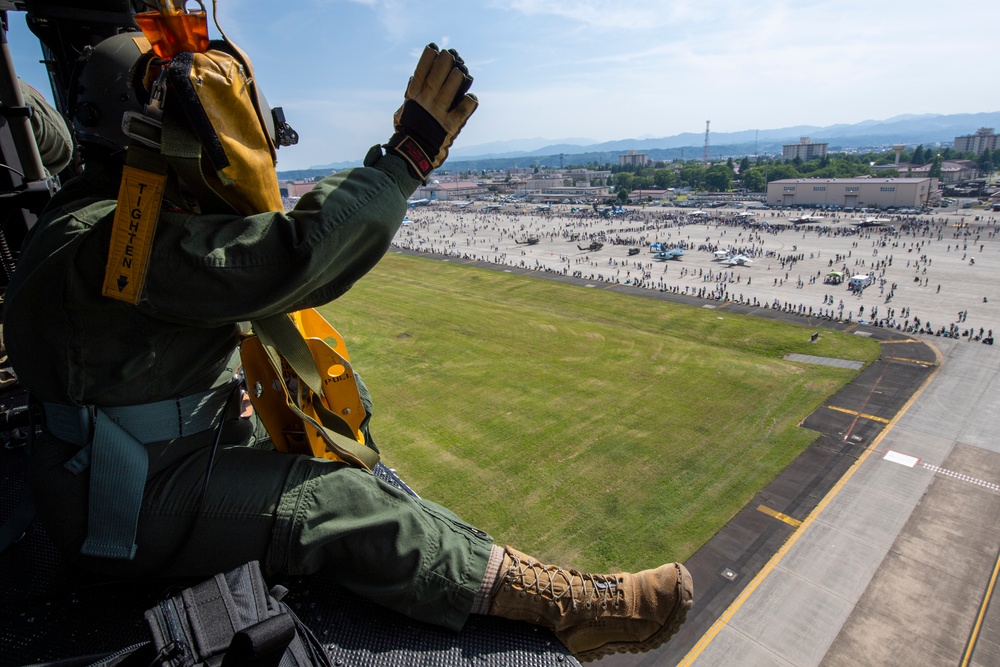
[{"xmin": 703, "ymin": 120, "xmax": 710, "ymax": 165}]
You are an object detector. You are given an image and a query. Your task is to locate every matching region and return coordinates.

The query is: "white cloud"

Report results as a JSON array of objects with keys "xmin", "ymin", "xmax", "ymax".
[
  {"xmin": 493, "ymin": 0, "xmax": 713, "ymax": 31},
  {"xmin": 12, "ymin": 0, "xmax": 997, "ymax": 170}
]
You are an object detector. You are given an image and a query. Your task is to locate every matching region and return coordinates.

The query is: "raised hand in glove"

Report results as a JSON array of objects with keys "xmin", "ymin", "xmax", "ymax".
[{"xmin": 385, "ymin": 44, "xmax": 478, "ymax": 180}]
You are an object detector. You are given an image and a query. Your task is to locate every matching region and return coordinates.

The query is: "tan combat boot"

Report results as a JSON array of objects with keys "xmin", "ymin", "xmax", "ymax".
[{"xmin": 488, "ymin": 547, "xmax": 693, "ymax": 662}]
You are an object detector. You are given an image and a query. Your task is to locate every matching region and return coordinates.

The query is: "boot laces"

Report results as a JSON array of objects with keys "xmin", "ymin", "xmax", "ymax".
[{"xmin": 505, "ymin": 552, "xmax": 623, "ymax": 612}]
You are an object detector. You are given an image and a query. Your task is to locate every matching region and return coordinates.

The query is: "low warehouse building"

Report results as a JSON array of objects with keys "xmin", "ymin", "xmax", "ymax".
[{"xmin": 766, "ymin": 177, "xmax": 934, "ymax": 210}]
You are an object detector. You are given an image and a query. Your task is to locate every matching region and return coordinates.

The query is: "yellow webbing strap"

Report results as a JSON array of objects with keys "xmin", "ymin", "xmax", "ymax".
[{"xmin": 102, "ymin": 145, "xmax": 167, "ymax": 304}]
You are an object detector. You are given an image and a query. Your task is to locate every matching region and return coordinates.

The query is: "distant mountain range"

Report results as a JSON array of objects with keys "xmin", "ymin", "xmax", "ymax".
[{"xmin": 279, "ymin": 111, "xmax": 1000, "ymax": 179}]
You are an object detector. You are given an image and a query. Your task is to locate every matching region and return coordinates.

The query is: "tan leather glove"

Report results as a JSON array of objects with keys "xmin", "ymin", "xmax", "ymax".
[{"xmin": 385, "ymin": 44, "xmax": 478, "ymax": 180}]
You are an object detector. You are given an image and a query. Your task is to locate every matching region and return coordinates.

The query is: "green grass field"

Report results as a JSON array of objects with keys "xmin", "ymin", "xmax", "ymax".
[{"xmin": 319, "ymin": 253, "xmax": 881, "ymax": 572}]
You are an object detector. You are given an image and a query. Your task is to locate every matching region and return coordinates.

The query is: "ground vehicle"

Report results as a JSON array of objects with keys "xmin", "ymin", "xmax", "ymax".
[{"xmin": 848, "ymin": 274, "xmax": 871, "ymax": 290}]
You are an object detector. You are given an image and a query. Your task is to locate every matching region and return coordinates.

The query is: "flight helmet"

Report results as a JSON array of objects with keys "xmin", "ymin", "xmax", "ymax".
[{"xmin": 71, "ymin": 32, "xmax": 155, "ymax": 154}]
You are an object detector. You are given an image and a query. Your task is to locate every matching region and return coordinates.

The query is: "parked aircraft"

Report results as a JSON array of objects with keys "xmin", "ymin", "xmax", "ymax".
[
  {"xmin": 578, "ymin": 241, "xmax": 604, "ymax": 252},
  {"xmin": 724, "ymin": 254, "xmax": 753, "ymax": 266},
  {"xmin": 792, "ymin": 214, "xmax": 827, "ymax": 225},
  {"xmin": 654, "ymin": 248, "xmax": 685, "ymax": 260},
  {"xmin": 407, "ymin": 198, "xmax": 432, "ymax": 207},
  {"xmin": 851, "ymin": 216, "xmax": 894, "ymax": 228},
  {"xmin": 484, "ymin": 203, "xmax": 503, "ymax": 210},
  {"xmin": 453, "ymin": 200, "xmax": 474, "ymax": 208},
  {"xmin": 713, "ymin": 250, "xmax": 733, "ymax": 260},
  {"xmin": 594, "ymin": 204, "xmax": 625, "ymax": 217},
  {"xmin": 517, "ymin": 237, "xmax": 540, "ymax": 245},
  {"xmin": 536, "ymin": 204, "xmax": 552, "ymax": 211}
]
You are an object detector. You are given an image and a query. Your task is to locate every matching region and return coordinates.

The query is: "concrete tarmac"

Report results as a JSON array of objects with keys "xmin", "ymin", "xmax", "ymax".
[
  {"xmin": 394, "ymin": 202, "xmax": 1000, "ymax": 666},
  {"xmin": 676, "ymin": 337, "xmax": 1000, "ymax": 667}
]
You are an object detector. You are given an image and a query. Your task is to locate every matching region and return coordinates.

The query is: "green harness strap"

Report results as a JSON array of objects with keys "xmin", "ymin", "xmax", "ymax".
[{"xmin": 46, "ymin": 378, "xmax": 237, "ymax": 560}]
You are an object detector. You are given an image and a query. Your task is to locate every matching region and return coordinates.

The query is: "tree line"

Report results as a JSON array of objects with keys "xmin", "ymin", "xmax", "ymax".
[{"xmin": 570, "ymin": 145, "xmax": 996, "ymax": 196}]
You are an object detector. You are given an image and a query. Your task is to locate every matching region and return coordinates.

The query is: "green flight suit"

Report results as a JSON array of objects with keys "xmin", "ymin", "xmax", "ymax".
[
  {"xmin": 20, "ymin": 79, "xmax": 74, "ymax": 176},
  {"xmin": 3, "ymin": 148, "xmax": 493, "ymax": 631}
]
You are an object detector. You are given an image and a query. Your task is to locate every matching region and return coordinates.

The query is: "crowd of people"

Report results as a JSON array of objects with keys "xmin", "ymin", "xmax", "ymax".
[{"xmin": 392, "ymin": 204, "xmax": 999, "ymax": 346}]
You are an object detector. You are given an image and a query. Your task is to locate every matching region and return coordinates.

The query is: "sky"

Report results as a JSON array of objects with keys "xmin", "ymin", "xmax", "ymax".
[{"xmin": 7, "ymin": 0, "xmax": 1000, "ymax": 171}]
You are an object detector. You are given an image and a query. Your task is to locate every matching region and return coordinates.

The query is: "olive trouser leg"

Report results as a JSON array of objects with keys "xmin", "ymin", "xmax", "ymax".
[
  {"xmin": 269, "ymin": 456, "xmax": 494, "ymax": 630},
  {"xmin": 30, "ymin": 428, "xmax": 495, "ymax": 632}
]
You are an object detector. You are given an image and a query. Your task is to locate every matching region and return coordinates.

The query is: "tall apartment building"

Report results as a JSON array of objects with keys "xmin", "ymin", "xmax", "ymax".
[
  {"xmin": 619, "ymin": 150, "xmax": 649, "ymax": 167},
  {"xmin": 953, "ymin": 128, "xmax": 999, "ymax": 156},
  {"xmin": 782, "ymin": 137, "xmax": 828, "ymax": 161}
]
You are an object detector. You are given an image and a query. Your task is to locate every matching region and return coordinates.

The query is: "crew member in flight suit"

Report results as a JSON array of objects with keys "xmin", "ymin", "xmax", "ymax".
[{"xmin": 3, "ymin": 30, "xmax": 692, "ymax": 663}]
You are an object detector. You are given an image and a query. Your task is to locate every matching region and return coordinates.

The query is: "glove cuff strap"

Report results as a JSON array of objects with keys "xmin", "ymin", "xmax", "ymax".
[{"xmin": 385, "ymin": 133, "xmax": 434, "ymax": 180}]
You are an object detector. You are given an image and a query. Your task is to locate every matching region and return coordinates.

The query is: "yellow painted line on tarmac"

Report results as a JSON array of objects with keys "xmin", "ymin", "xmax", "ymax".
[
  {"xmin": 882, "ymin": 339, "xmax": 920, "ymax": 344},
  {"xmin": 961, "ymin": 543, "xmax": 1000, "ymax": 667},
  {"xmin": 677, "ymin": 340, "xmax": 944, "ymax": 667},
  {"xmin": 884, "ymin": 356, "xmax": 936, "ymax": 367},
  {"xmin": 757, "ymin": 505, "xmax": 802, "ymax": 528},
  {"xmin": 827, "ymin": 405, "xmax": 891, "ymax": 424},
  {"xmin": 842, "ymin": 323, "xmax": 858, "ymax": 334}
]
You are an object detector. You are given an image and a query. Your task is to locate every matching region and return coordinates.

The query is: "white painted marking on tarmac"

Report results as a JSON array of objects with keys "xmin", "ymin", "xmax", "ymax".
[
  {"xmin": 881, "ymin": 450, "xmax": 1000, "ymax": 492},
  {"xmin": 884, "ymin": 450, "xmax": 920, "ymax": 467},
  {"xmin": 787, "ymin": 354, "xmax": 865, "ymax": 370},
  {"xmin": 920, "ymin": 463, "xmax": 1000, "ymax": 492}
]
